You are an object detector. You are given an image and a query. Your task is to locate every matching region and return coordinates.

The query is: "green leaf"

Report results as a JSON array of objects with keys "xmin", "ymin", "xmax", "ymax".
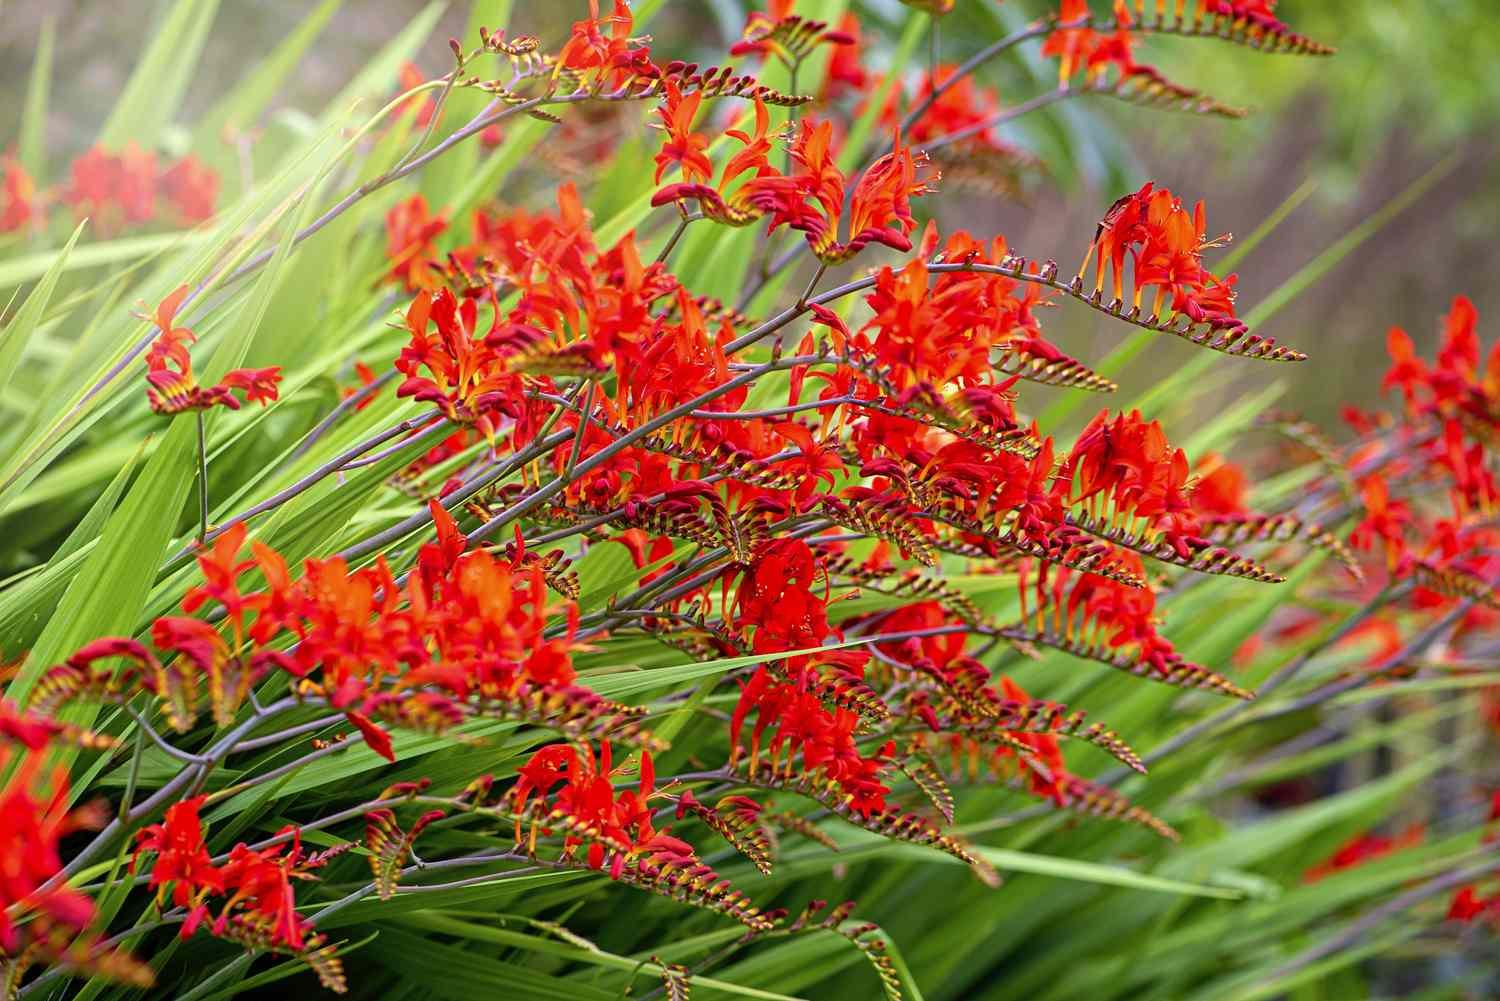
[
  {"xmin": 192, "ymin": 0, "xmax": 343, "ymax": 153},
  {"xmin": 19, "ymin": 13, "xmax": 54, "ymax": 180},
  {"xmin": 0, "ymin": 221, "xmax": 84, "ymax": 404},
  {"xmin": 98, "ymin": 0, "xmax": 221, "ymax": 149}
]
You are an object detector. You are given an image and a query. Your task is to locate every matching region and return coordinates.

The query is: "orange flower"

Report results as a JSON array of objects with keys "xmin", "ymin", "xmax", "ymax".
[
  {"xmin": 63, "ymin": 144, "xmax": 158, "ymax": 236},
  {"xmin": 556, "ymin": 0, "xmax": 655, "ymax": 90},
  {"xmin": 158, "ymin": 155, "xmax": 219, "ymax": 224},
  {"xmin": 1, "ymin": 154, "xmax": 38, "ymax": 232},
  {"xmin": 385, "ymin": 194, "xmax": 448, "ymax": 291},
  {"xmin": 132, "ymin": 796, "xmax": 224, "ymax": 928},
  {"xmin": 144, "ymin": 286, "xmax": 282, "ymax": 414},
  {"xmin": 651, "ymin": 80, "xmax": 712, "ymax": 185},
  {"xmin": 0, "ymin": 734, "xmax": 107, "ymax": 952}
]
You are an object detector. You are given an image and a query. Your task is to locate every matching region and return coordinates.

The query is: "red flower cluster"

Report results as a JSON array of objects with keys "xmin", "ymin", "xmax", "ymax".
[
  {"xmin": 1079, "ymin": 181, "xmax": 1242, "ymax": 333},
  {"xmin": 1, "ymin": 154, "xmax": 39, "ymax": 232},
  {"xmin": 144, "ymin": 286, "xmax": 282, "ymax": 414},
  {"xmin": 2, "ymin": 144, "xmax": 219, "ymax": 239},
  {"xmin": 820, "ymin": 14, "xmax": 868, "ymax": 101},
  {"xmin": 1382, "ymin": 296, "xmax": 1500, "ymax": 442},
  {"xmin": 1043, "ymin": 0, "xmax": 1139, "ymax": 85},
  {"xmin": 729, "ymin": 0, "xmax": 855, "ymax": 63},
  {"xmin": 556, "ymin": 0, "xmax": 655, "ymax": 90},
  {"xmin": 1056, "ymin": 408, "xmax": 1200, "ymax": 555},
  {"xmin": 850, "ymin": 229, "xmax": 1051, "ymax": 390},
  {"xmin": 133, "ymin": 798, "xmax": 345, "ymax": 985},
  {"xmin": 881, "ymin": 64, "xmax": 1002, "ymax": 148},
  {"xmin": 1021, "ymin": 554, "xmax": 1226, "ymax": 688},
  {"xmin": 385, "ymin": 193, "xmax": 449, "ymax": 291},
  {"xmin": 731, "ymin": 667, "xmax": 895, "ymax": 817},
  {"xmin": 512, "ymin": 741, "xmax": 674, "ymax": 873},
  {"xmin": 393, "ymin": 286, "xmax": 539, "ymax": 444},
  {"xmin": 0, "ymin": 722, "xmax": 104, "ymax": 952},
  {"xmin": 0, "ymin": 704, "xmax": 151, "ymax": 987},
  {"xmin": 64, "ymin": 145, "xmax": 219, "ymax": 236},
  {"xmin": 1345, "ymin": 298, "xmax": 1500, "ymax": 601},
  {"xmin": 653, "ymin": 107, "xmax": 935, "ymax": 262},
  {"xmin": 37, "ymin": 501, "xmax": 612, "ymax": 766}
]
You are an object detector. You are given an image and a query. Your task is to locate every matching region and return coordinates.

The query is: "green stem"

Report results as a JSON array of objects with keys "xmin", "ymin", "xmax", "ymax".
[{"xmin": 195, "ymin": 411, "xmax": 209, "ymax": 545}]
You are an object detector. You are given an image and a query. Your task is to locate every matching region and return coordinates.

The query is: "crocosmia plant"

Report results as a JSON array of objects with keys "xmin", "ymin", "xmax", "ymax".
[{"xmin": 1, "ymin": 2, "xmax": 1496, "ymax": 999}]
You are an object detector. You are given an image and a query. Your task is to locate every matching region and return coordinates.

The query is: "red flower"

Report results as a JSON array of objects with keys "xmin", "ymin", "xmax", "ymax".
[
  {"xmin": 1043, "ymin": 0, "xmax": 1139, "ymax": 85},
  {"xmin": 0, "ymin": 736, "xmax": 106, "ymax": 952},
  {"xmin": 1349, "ymin": 474, "xmax": 1412, "ymax": 571},
  {"xmin": 1303, "ymin": 824, "xmax": 1424, "ymax": 882},
  {"xmin": 820, "ymin": 14, "xmax": 868, "ymax": 101},
  {"xmin": 133, "ymin": 796, "xmax": 224, "ymax": 926},
  {"xmin": 1448, "ymin": 886, "xmax": 1499, "ymax": 923},
  {"xmin": 144, "ymin": 286, "xmax": 283, "ymax": 414},
  {"xmin": 512, "ymin": 741, "xmax": 662, "ymax": 875},
  {"xmin": 1382, "ymin": 326, "xmax": 1430, "ymax": 403},
  {"xmin": 556, "ymin": 0, "xmax": 655, "ymax": 90},
  {"xmin": 158, "ymin": 155, "xmax": 219, "ymax": 224},
  {"xmin": 1, "ymin": 154, "xmax": 38, "ymax": 233},
  {"xmin": 1190, "ymin": 453, "xmax": 1250, "ymax": 517},
  {"xmin": 385, "ymin": 194, "xmax": 448, "ymax": 291},
  {"xmin": 63, "ymin": 144, "xmax": 157, "ymax": 236},
  {"xmin": 394, "ymin": 286, "xmax": 538, "ymax": 445},
  {"xmin": 1079, "ymin": 182, "xmax": 1241, "ymax": 333},
  {"xmin": 214, "ymin": 828, "xmax": 336, "ymax": 950},
  {"xmin": 729, "ymin": 666, "xmax": 893, "ymax": 817},
  {"xmin": 652, "ymin": 80, "xmax": 712, "ymax": 185}
]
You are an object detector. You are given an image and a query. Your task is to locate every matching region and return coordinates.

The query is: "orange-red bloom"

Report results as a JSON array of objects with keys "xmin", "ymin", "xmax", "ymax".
[
  {"xmin": 144, "ymin": 286, "xmax": 282, "ymax": 414},
  {"xmin": 158, "ymin": 155, "xmax": 220, "ymax": 224},
  {"xmin": 1, "ymin": 154, "xmax": 38, "ymax": 232}
]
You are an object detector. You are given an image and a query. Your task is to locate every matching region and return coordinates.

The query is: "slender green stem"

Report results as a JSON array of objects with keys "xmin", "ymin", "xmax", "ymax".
[{"xmin": 195, "ymin": 411, "xmax": 209, "ymax": 545}]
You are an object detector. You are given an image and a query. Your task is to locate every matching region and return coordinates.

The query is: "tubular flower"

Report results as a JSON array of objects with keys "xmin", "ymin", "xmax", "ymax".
[
  {"xmin": 1042, "ymin": 0, "xmax": 1140, "ymax": 85},
  {"xmin": 730, "ymin": 1, "xmax": 856, "ymax": 64},
  {"xmin": 820, "ymin": 14, "xmax": 868, "ymax": 101},
  {"xmin": 555, "ymin": 0, "xmax": 656, "ymax": 91},
  {"xmin": 132, "ymin": 796, "xmax": 223, "ymax": 931},
  {"xmin": 213, "ymin": 829, "xmax": 342, "ymax": 952},
  {"xmin": 883, "ymin": 64, "xmax": 1002, "ymax": 147},
  {"xmin": 158, "ymin": 154, "xmax": 220, "ymax": 224},
  {"xmin": 511, "ymin": 741, "xmax": 662, "ymax": 874},
  {"xmin": 63, "ymin": 144, "xmax": 158, "ymax": 236},
  {"xmin": 0, "ymin": 716, "xmax": 152, "ymax": 989},
  {"xmin": 1055, "ymin": 408, "xmax": 1207, "ymax": 558},
  {"xmin": 385, "ymin": 194, "xmax": 449, "ymax": 291},
  {"xmin": 131, "ymin": 799, "xmax": 346, "ymax": 988},
  {"xmin": 1381, "ymin": 296, "xmax": 1500, "ymax": 431},
  {"xmin": 393, "ymin": 287, "xmax": 537, "ymax": 444},
  {"xmin": 655, "ymin": 115, "xmax": 934, "ymax": 263},
  {"xmin": 1348, "ymin": 474, "xmax": 1412, "ymax": 571},
  {"xmin": 1, "ymin": 154, "xmax": 38, "ymax": 232},
  {"xmin": 1303, "ymin": 824, "xmax": 1425, "ymax": 882},
  {"xmin": 0, "ymin": 742, "xmax": 105, "ymax": 952},
  {"xmin": 651, "ymin": 80, "xmax": 712, "ymax": 185},
  {"xmin": 144, "ymin": 286, "xmax": 283, "ymax": 414},
  {"xmin": 1019, "ymin": 555, "xmax": 1238, "ymax": 691},
  {"xmin": 1078, "ymin": 182, "xmax": 1243, "ymax": 334},
  {"xmin": 1189, "ymin": 453, "xmax": 1249, "ymax": 517}
]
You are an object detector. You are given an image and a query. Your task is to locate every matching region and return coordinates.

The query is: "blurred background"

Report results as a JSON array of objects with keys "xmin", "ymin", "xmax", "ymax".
[{"xmin": 3, "ymin": 0, "xmax": 1498, "ymax": 425}]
